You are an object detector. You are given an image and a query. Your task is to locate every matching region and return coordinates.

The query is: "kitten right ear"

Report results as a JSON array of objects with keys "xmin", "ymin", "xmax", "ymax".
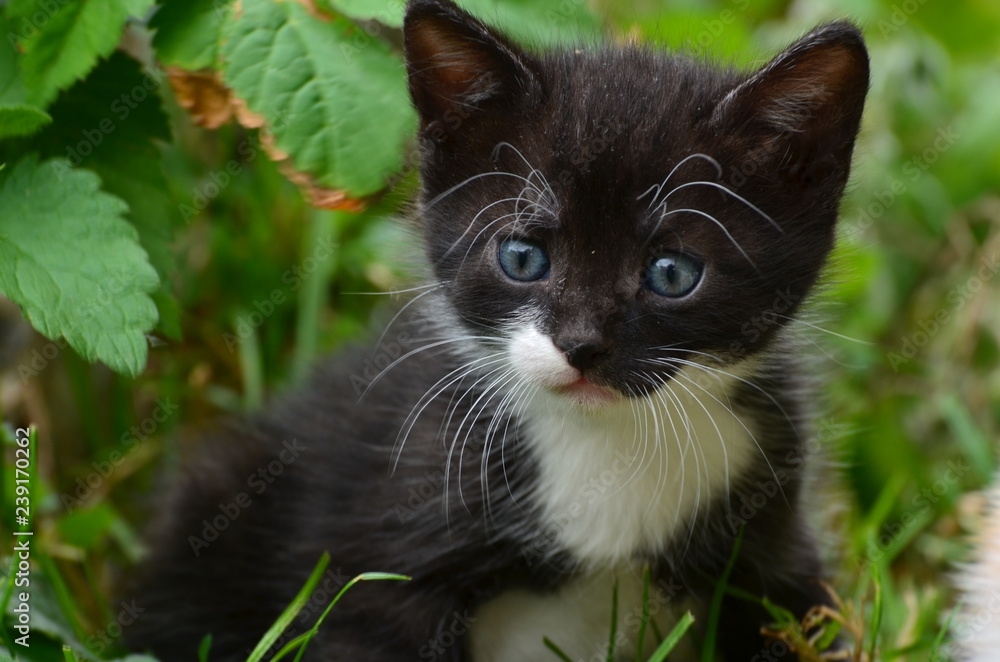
[
  {"xmin": 404, "ymin": 0, "xmax": 538, "ymax": 136},
  {"xmin": 711, "ymin": 22, "xmax": 869, "ymax": 189}
]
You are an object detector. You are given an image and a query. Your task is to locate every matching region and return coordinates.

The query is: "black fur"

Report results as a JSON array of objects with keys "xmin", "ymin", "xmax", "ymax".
[{"xmin": 127, "ymin": 1, "xmax": 868, "ymax": 659}]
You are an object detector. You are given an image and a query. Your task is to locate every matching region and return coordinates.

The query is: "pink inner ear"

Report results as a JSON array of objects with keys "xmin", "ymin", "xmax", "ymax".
[
  {"xmin": 410, "ymin": 28, "xmax": 481, "ymax": 94},
  {"xmin": 759, "ymin": 44, "xmax": 866, "ymax": 132},
  {"xmin": 405, "ymin": 4, "xmax": 536, "ymax": 128}
]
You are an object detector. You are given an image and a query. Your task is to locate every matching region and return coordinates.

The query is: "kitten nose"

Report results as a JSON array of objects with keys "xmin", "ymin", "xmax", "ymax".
[{"xmin": 558, "ymin": 340, "xmax": 609, "ymax": 373}]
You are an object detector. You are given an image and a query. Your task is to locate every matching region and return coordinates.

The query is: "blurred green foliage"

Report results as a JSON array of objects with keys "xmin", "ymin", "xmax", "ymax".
[{"xmin": 1, "ymin": 0, "xmax": 998, "ymax": 659}]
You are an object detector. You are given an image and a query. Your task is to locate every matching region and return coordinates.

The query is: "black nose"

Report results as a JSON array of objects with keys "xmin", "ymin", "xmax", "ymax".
[{"xmin": 558, "ymin": 340, "xmax": 609, "ymax": 373}]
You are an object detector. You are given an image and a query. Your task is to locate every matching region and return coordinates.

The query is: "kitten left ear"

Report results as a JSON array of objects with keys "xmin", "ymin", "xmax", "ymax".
[
  {"xmin": 712, "ymin": 21, "xmax": 869, "ymax": 187},
  {"xmin": 404, "ymin": 0, "xmax": 539, "ymax": 137}
]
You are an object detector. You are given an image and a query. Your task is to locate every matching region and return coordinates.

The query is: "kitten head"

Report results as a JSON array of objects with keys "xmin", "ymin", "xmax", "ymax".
[{"xmin": 404, "ymin": 0, "xmax": 868, "ymax": 406}]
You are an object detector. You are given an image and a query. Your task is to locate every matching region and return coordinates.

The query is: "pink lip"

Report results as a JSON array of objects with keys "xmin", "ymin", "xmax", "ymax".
[{"xmin": 559, "ymin": 377, "xmax": 618, "ymax": 405}]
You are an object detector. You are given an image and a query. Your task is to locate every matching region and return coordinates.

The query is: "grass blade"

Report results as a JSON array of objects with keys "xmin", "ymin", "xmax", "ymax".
[
  {"xmin": 701, "ymin": 526, "xmax": 743, "ymax": 662},
  {"xmin": 647, "ymin": 612, "xmax": 695, "ymax": 662},
  {"xmin": 544, "ymin": 637, "xmax": 575, "ymax": 662},
  {"xmin": 198, "ymin": 634, "xmax": 213, "ymax": 662},
  {"xmin": 607, "ymin": 578, "xmax": 619, "ymax": 662},
  {"xmin": 635, "ymin": 566, "xmax": 651, "ymax": 662},
  {"xmin": 282, "ymin": 572, "xmax": 410, "ymax": 662},
  {"xmin": 868, "ymin": 564, "xmax": 883, "ymax": 661},
  {"xmin": 246, "ymin": 552, "xmax": 332, "ymax": 662}
]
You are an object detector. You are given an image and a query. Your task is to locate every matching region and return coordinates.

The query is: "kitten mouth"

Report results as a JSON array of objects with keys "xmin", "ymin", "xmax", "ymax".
[{"xmin": 557, "ymin": 377, "xmax": 619, "ymax": 406}]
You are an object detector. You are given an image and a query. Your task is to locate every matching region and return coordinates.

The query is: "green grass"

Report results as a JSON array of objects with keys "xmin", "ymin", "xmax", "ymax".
[{"xmin": 2, "ymin": 0, "xmax": 999, "ymax": 660}]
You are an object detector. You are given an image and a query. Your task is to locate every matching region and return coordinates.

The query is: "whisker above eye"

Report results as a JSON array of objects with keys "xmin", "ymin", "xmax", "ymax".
[
  {"xmin": 637, "ymin": 152, "xmax": 723, "ymax": 207},
  {"xmin": 659, "ymin": 180, "xmax": 784, "ymax": 233},
  {"xmin": 491, "ymin": 142, "xmax": 559, "ymax": 211},
  {"xmin": 654, "ymin": 207, "xmax": 760, "ymax": 273},
  {"xmin": 424, "ymin": 170, "xmax": 546, "ymax": 210}
]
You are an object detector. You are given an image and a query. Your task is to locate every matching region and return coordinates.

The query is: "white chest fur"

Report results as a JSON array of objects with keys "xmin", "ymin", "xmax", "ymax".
[
  {"xmin": 520, "ymin": 365, "xmax": 757, "ymax": 567},
  {"xmin": 468, "ymin": 325, "xmax": 759, "ymax": 659},
  {"xmin": 469, "ymin": 376, "xmax": 759, "ymax": 659}
]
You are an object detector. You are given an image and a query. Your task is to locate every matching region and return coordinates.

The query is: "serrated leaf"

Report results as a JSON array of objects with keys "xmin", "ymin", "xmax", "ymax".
[
  {"xmin": 324, "ymin": 0, "xmax": 602, "ymax": 42},
  {"xmin": 19, "ymin": 0, "xmax": 156, "ymax": 104},
  {"xmin": 0, "ymin": 156, "xmax": 159, "ymax": 376},
  {"xmin": 0, "ymin": 103, "xmax": 52, "ymax": 138},
  {"xmin": 151, "ymin": 0, "xmax": 231, "ymax": 70},
  {"xmin": 0, "ymin": 14, "xmax": 47, "ymax": 112},
  {"xmin": 222, "ymin": 0, "xmax": 417, "ymax": 198},
  {"xmin": 4, "ymin": 52, "xmax": 182, "ymax": 338}
]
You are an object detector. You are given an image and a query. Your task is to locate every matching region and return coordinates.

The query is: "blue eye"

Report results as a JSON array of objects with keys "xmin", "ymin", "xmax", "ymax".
[
  {"xmin": 498, "ymin": 239, "xmax": 550, "ymax": 281},
  {"xmin": 644, "ymin": 253, "xmax": 702, "ymax": 297}
]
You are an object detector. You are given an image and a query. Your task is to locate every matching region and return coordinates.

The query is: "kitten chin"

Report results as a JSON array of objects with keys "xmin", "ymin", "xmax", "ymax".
[{"xmin": 127, "ymin": 1, "xmax": 870, "ymax": 660}]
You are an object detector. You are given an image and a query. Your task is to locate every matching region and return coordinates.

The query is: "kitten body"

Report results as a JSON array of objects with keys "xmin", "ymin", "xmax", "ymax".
[{"xmin": 128, "ymin": 1, "xmax": 869, "ymax": 660}]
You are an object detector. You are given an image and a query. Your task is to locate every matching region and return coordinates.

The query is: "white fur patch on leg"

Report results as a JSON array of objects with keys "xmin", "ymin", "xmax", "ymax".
[{"xmin": 469, "ymin": 566, "xmax": 694, "ymax": 662}]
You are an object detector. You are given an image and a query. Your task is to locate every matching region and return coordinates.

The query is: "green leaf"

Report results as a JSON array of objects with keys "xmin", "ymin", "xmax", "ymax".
[
  {"xmin": 151, "ymin": 0, "xmax": 231, "ymax": 70},
  {"xmin": 457, "ymin": 0, "xmax": 600, "ymax": 47},
  {"xmin": 0, "ymin": 103, "xmax": 52, "ymax": 138},
  {"xmin": 326, "ymin": 0, "xmax": 404, "ymax": 27},
  {"xmin": 0, "ymin": 14, "xmax": 51, "ymax": 132},
  {"xmin": 221, "ymin": 0, "xmax": 417, "ymax": 198},
  {"xmin": 324, "ymin": 0, "xmax": 602, "ymax": 45},
  {"xmin": 0, "ymin": 156, "xmax": 159, "ymax": 376},
  {"xmin": 57, "ymin": 503, "xmax": 116, "ymax": 549},
  {"xmin": 6, "ymin": 52, "xmax": 182, "ymax": 338},
  {"xmin": 18, "ymin": 0, "xmax": 156, "ymax": 104}
]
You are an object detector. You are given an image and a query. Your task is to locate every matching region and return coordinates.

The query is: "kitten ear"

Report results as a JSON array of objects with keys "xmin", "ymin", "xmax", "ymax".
[
  {"xmin": 713, "ymin": 22, "xmax": 869, "ymax": 187},
  {"xmin": 404, "ymin": 0, "xmax": 538, "ymax": 135}
]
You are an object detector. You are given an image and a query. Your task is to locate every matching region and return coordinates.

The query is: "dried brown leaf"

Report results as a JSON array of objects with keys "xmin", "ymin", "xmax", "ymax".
[{"xmin": 166, "ymin": 68, "xmax": 235, "ymax": 130}]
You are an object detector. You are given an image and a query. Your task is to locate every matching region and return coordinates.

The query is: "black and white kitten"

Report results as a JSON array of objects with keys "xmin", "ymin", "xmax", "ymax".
[{"xmin": 128, "ymin": 1, "xmax": 869, "ymax": 660}]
